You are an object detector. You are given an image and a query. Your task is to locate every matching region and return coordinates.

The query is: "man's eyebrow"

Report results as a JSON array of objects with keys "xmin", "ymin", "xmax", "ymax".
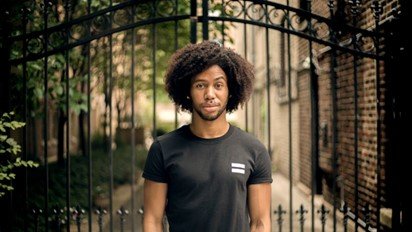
[
  {"xmin": 192, "ymin": 75, "xmax": 226, "ymax": 83},
  {"xmin": 192, "ymin": 79, "xmax": 206, "ymax": 83},
  {"xmin": 214, "ymin": 76, "xmax": 226, "ymax": 81}
]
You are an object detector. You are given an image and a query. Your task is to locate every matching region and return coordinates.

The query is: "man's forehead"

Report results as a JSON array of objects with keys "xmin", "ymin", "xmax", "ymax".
[{"xmin": 192, "ymin": 65, "xmax": 227, "ymax": 81}]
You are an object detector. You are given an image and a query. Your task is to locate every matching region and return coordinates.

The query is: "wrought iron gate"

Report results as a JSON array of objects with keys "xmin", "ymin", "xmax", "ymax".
[{"xmin": 0, "ymin": 0, "xmax": 402, "ymax": 231}]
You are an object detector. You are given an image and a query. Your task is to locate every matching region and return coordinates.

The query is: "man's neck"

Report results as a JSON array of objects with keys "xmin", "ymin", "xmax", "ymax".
[{"xmin": 190, "ymin": 115, "xmax": 230, "ymax": 139}]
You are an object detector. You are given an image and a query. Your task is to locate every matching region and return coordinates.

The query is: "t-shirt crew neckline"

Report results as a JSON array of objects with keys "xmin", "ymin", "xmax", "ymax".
[{"xmin": 183, "ymin": 124, "xmax": 234, "ymax": 144}]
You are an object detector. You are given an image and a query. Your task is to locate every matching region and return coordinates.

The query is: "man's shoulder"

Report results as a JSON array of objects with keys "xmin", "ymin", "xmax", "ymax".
[
  {"xmin": 156, "ymin": 125, "xmax": 187, "ymax": 143},
  {"xmin": 231, "ymin": 126, "xmax": 266, "ymax": 148},
  {"xmin": 232, "ymin": 126, "xmax": 260, "ymax": 141}
]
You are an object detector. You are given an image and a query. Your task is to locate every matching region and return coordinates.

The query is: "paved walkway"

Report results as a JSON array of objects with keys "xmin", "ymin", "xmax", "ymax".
[{"xmin": 271, "ymin": 172, "xmax": 342, "ymax": 232}]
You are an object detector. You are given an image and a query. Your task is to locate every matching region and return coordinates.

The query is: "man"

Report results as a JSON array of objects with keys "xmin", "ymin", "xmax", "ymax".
[{"xmin": 143, "ymin": 41, "xmax": 272, "ymax": 232}]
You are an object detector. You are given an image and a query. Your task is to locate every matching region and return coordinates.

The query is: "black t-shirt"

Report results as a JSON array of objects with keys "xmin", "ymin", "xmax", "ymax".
[{"xmin": 143, "ymin": 124, "xmax": 273, "ymax": 232}]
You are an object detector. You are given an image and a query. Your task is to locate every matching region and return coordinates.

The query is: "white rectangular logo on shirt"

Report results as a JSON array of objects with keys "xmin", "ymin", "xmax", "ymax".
[{"xmin": 231, "ymin": 163, "xmax": 245, "ymax": 174}]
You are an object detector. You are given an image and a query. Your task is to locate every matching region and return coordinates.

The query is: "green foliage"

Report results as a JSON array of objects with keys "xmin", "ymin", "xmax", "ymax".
[
  {"xmin": 25, "ymin": 144, "xmax": 147, "ymax": 209},
  {"xmin": 0, "ymin": 112, "xmax": 38, "ymax": 198}
]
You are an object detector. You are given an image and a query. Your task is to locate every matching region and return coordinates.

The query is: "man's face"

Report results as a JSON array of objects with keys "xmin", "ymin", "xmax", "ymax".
[{"xmin": 190, "ymin": 65, "xmax": 229, "ymax": 121}]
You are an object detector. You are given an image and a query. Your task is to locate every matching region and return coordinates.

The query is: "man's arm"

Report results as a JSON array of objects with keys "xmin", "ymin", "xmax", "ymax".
[
  {"xmin": 248, "ymin": 183, "xmax": 272, "ymax": 232},
  {"xmin": 143, "ymin": 179, "xmax": 168, "ymax": 232}
]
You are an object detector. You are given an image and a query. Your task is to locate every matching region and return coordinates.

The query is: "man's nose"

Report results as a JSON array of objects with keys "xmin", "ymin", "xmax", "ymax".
[{"xmin": 204, "ymin": 86, "xmax": 215, "ymax": 100}]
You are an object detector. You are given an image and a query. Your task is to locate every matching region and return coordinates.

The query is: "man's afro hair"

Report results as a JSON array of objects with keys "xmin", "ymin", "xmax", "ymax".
[{"xmin": 164, "ymin": 40, "xmax": 255, "ymax": 113}]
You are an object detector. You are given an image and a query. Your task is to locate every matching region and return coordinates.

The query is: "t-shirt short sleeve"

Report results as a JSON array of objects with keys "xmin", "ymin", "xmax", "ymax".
[
  {"xmin": 142, "ymin": 140, "xmax": 168, "ymax": 183},
  {"xmin": 247, "ymin": 149, "xmax": 273, "ymax": 185}
]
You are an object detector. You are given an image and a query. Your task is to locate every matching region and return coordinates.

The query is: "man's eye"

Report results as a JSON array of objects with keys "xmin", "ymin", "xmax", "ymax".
[
  {"xmin": 215, "ymin": 83, "xmax": 224, "ymax": 89},
  {"xmin": 195, "ymin": 83, "xmax": 205, "ymax": 89}
]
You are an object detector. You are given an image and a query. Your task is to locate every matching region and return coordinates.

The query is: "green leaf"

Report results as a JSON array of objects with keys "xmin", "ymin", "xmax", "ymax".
[
  {"xmin": 55, "ymin": 85, "xmax": 64, "ymax": 95},
  {"xmin": 3, "ymin": 122, "xmax": 11, "ymax": 129},
  {"xmin": 31, "ymin": 63, "xmax": 42, "ymax": 71},
  {"xmin": 6, "ymin": 138, "xmax": 18, "ymax": 147},
  {"xmin": 34, "ymin": 88, "xmax": 44, "ymax": 99},
  {"xmin": 10, "ymin": 121, "xmax": 25, "ymax": 129}
]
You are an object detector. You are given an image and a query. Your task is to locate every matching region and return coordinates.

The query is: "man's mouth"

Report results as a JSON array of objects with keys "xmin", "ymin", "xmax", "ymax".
[{"xmin": 202, "ymin": 104, "xmax": 219, "ymax": 112}]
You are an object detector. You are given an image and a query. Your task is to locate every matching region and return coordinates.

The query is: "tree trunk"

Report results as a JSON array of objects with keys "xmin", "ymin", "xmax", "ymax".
[
  {"xmin": 0, "ymin": 12, "xmax": 11, "ymax": 114},
  {"xmin": 57, "ymin": 108, "xmax": 66, "ymax": 166},
  {"xmin": 30, "ymin": 115, "xmax": 38, "ymax": 160},
  {"xmin": 78, "ymin": 110, "xmax": 86, "ymax": 156},
  {"xmin": 78, "ymin": 77, "xmax": 86, "ymax": 156}
]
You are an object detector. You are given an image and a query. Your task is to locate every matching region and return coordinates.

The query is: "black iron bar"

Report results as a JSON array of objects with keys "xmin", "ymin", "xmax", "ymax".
[
  {"xmin": 108, "ymin": 0, "xmax": 114, "ymax": 230},
  {"xmin": 265, "ymin": 1, "xmax": 271, "ymax": 159},
  {"xmin": 42, "ymin": 1, "xmax": 50, "ymax": 230},
  {"xmin": 64, "ymin": 1, "xmax": 72, "ymax": 231},
  {"xmin": 251, "ymin": 24, "xmax": 256, "ymax": 135},
  {"xmin": 221, "ymin": 0, "xmax": 225, "ymax": 46},
  {"xmin": 307, "ymin": 1, "xmax": 318, "ymax": 231},
  {"xmin": 152, "ymin": 3, "xmax": 157, "ymax": 138},
  {"xmin": 243, "ymin": 0, "xmax": 248, "ymax": 132},
  {"xmin": 327, "ymin": 1, "xmax": 338, "ymax": 230},
  {"xmin": 22, "ymin": 6, "xmax": 29, "ymax": 232},
  {"xmin": 372, "ymin": 2, "xmax": 382, "ymax": 230},
  {"xmin": 202, "ymin": 0, "xmax": 209, "ymax": 40},
  {"xmin": 286, "ymin": 0, "xmax": 293, "ymax": 231},
  {"xmin": 350, "ymin": 1, "xmax": 360, "ymax": 231},
  {"xmin": 190, "ymin": 0, "xmax": 197, "ymax": 44},
  {"xmin": 174, "ymin": 0, "xmax": 179, "ymax": 129},
  {"xmin": 86, "ymin": 0, "xmax": 93, "ymax": 231},
  {"xmin": 130, "ymin": 3, "xmax": 137, "ymax": 232}
]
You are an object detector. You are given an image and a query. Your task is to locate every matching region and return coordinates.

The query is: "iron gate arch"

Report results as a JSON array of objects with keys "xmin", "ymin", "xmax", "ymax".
[{"xmin": 0, "ymin": 0, "xmax": 397, "ymax": 231}]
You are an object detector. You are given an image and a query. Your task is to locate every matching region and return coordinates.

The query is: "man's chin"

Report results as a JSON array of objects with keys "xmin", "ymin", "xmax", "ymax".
[
  {"xmin": 199, "ymin": 113, "xmax": 219, "ymax": 121},
  {"xmin": 194, "ymin": 106, "xmax": 226, "ymax": 121}
]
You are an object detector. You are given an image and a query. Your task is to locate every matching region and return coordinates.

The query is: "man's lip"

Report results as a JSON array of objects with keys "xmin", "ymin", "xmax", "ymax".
[
  {"xmin": 203, "ymin": 105, "xmax": 219, "ymax": 107},
  {"xmin": 202, "ymin": 104, "xmax": 219, "ymax": 112},
  {"xmin": 202, "ymin": 104, "xmax": 219, "ymax": 108},
  {"xmin": 202, "ymin": 103, "xmax": 219, "ymax": 107}
]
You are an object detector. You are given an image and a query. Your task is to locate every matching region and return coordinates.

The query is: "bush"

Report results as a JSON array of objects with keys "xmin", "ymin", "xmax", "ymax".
[
  {"xmin": 0, "ymin": 112, "xmax": 38, "ymax": 198},
  {"xmin": 11, "ymin": 143, "xmax": 148, "ymax": 231}
]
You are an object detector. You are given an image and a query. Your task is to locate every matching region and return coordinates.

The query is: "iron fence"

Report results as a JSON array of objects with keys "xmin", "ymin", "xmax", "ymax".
[{"xmin": 0, "ymin": 0, "xmax": 400, "ymax": 231}]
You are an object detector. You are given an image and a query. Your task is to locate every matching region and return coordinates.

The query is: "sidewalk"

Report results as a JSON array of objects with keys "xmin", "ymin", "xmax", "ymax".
[{"xmin": 271, "ymin": 172, "xmax": 343, "ymax": 232}]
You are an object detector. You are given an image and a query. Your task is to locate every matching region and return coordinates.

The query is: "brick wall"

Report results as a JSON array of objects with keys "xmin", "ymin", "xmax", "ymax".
[
  {"xmin": 298, "ymin": 69, "xmax": 312, "ymax": 188},
  {"xmin": 297, "ymin": 0, "xmax": 397, "ymax": 228}
]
